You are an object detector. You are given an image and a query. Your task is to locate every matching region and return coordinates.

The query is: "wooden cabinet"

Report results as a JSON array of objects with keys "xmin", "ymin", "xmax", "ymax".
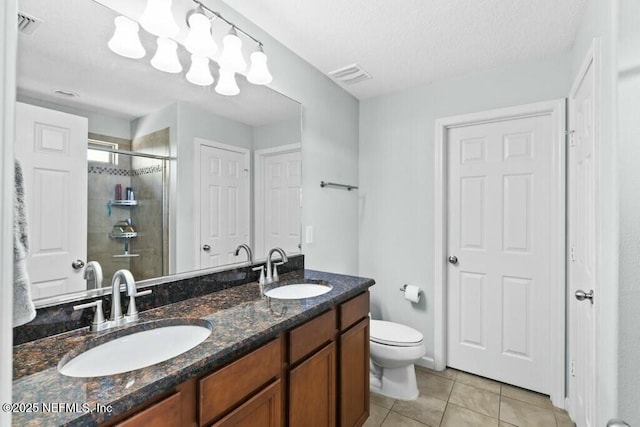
[
  {"xmin": 289, "ymin": 342, "xmax": 336, "ymax": 427},
  {"xmin": 339, "ymin": 318, "xmax": 370, "ymax": 427},
  {"xmin": 103, "ymin": 291, "xmax": 370, "ymax": 427},
  {"xmin": 213, "ymin": 380, "xmax": 282, "ymax": 427}
]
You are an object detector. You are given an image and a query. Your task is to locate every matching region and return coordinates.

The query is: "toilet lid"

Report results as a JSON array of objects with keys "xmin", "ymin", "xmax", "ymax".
[{"xmin": 370, "ymin": 320, "xmax": 423, "ymax": 347}]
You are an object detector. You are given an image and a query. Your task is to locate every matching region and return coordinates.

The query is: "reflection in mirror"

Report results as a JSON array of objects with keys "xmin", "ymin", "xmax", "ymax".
[{"xmin": 15, "ymin": 0, "xmax": 302, "ymax": 305}]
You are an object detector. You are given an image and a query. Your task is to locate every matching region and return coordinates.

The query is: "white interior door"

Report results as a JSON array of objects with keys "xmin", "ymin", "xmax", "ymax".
[
  {"xmin": 14, "ymin": 102, "xmax": 88, "ymax": 298},
  {"xmin": 199, "ymin": 142, "xmax": 249, "ymax": 269},
  {"xmin": 446, "ymin": 114, "xmax": 554, "ymax": 394},
  {"xmin": 568, "ymin": 45, "xmax": 597, "ymax": 427},
  {"xmin": 255, "ymin": 145, "xmax": 301, "ymax": 259}
]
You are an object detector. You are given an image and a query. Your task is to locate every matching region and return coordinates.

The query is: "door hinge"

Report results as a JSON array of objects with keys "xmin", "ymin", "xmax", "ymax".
[
  {"xmin": 570, "ymin": 360, "xmax": 576, "ymax": 377},
  {"xmin": 570, "ymin": 246, "xmax": 576, "ymax": 262},
  {"xmin": 566, "ymin": 130, "xmax": 576, "ymax": 147}
]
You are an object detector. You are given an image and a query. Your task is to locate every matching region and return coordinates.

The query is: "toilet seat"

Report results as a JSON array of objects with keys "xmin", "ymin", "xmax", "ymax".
[{"xmin": 370, "ymin": 320, "xmax": 423, "ymax": 347}]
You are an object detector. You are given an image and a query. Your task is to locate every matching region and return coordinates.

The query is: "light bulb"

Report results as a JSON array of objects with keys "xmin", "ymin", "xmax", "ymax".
[
  {"xmin": 185, "ymin": 11, "xmax": 217, "ymax": 57},
  {"xmin": 150, "ymin": 37, "xmax": 182, "ymax": 73},
  {"xmin": 186, "ymin": 55, "xmax": 214, "ymax": 86},
  {"xmin": 247, "ymin": 46, "xmax": 272, "ymax": 85},
  {"xmin": 219, "ymin": 27, "xmax": 247, "ymax": 73},
  {"xmin": 215, "ymin": 67, "xmax": 240, "ymax": 96},
  {"xmin": 108, "ymin": 16, "xmax": 145, "ymax": 59},
  {"xmin": 139, "ymin": 0, "xmax": 179, "ymax": 38}
]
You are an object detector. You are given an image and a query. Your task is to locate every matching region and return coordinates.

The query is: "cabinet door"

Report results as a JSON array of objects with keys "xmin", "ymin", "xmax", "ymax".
[
  {"xmin": 212, "ymin": 380, "xmax": 281, "ymax": 427},
  {"xmin": 289, "ymin": 342, "xmax": 336, "ymax": 427},
  {"xmin": 340, "ymin": 318, "xmax": 370, "ymax": 427},
  {"xmin": 115, "ymin": 392, "xmax": 182, "ymax": 427}
]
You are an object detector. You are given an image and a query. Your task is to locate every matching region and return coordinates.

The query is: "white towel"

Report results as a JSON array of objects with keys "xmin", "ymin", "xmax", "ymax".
[{"xmin": 13, "ymin": 160, "xmax": 36, "ymax": 327}]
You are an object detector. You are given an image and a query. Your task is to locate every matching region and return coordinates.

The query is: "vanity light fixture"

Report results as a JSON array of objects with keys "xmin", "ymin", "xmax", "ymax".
[
  {"xmin": 215, "ymin": 67, "xmax": 240, "ymax": 96},
  {"xmin": 185, "ymin": 6, "xmax": 217, "ymax": 57},
  {"xmin": 139, "ymin": 0, "xmax": 179, "ymax": 38},
  {"xmin": 247, "ymin": 44, "xmax": 272, "ymax": 85},
  {"xmin": 108, "ymin": 16, "xmax": 145, "ymax": 59},
  {"xmin": 186, "ymin": 55, "xmax": 214, "ymax": 86},
  {"xmin": 150, "ymin": 37, "xmax": 182, "ymax": 73},
  {"xmin": 107, "ymin": 0, "xmax": 272, "ymax": 96},
  {"xmin": 219, "ymin": 27, "xmax": 246, "ymax": 73}
]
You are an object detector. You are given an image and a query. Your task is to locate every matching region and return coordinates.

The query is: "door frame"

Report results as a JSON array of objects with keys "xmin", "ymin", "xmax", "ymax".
[
  {"xmin": 433, "ymin": 99, "xmax": 566, "ymax": 406},
  {"xmin": 253, "ymin": 143, "xmax": 301, "ymax": 258},
  {"xmin": 194, "ymin": 138, "xmax": 250, "ymax": 268}
]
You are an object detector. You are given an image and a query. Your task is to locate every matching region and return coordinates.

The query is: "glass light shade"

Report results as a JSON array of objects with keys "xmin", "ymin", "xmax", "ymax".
[
  {"xmin": 219, "ymin": 29, "xmax": 247, "ymax": 72},
  {"xmin": 150, "ymin": 37, "xmax": 182, "ymax": 73},
  {"xmin": 247, "ymin": 49, "xmax": 272, "ymax": 85},
  {"xmin": 215, "ymin": 67, "xmax": 240, "ymax": 96},
  {"xmin": 139, "ymin": 0, "xmax": 179, "ymax": 38},
  {"xmin": 185, "ymin": 12, "xmax": 217, "ymax": 57},
  {"xmin": 186, "ymin": 55, "xmax": 214, "ymax": 86},
  {"xmin": 108, "ymin": 16, "xmax": 145, "ymax": 59}
]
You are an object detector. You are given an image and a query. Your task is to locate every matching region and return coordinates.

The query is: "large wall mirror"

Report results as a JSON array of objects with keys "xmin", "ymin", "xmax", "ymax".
[{"xmin": 16, "ymin": 0, "xmax": 302, "ymax": 306}]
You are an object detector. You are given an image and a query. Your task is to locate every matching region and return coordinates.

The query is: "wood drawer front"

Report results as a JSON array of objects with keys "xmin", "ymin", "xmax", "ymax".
[
  {"xmin": 199, "ymin": 338, "xmax": 282, "ymax": 426},
  {"xmin": 116, "ymin": 392, "xmax": 181, "ymax": 427},
  {"xmin": 212, "ymin": 380, "xmax": 282, "ymax": 427},
  {"xmin": 289, "ymin": 309, "xmax": 336, "ymax": 364},
  {"xmin": 339, "ymin": 292, "xmax": 369, "ymax": 332}
]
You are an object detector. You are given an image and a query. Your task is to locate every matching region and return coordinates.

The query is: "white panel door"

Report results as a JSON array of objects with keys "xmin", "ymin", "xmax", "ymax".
[
  {"xmin": 262, "ymin": 150, "xmax": 301, "ymax": 258},
  {"xmin": 14, "ymin": 102, "xmax": 88, "ymax": 298},
  {"xmin": 447, "ymin": 115, "xmax": 553, "ymax": 394},
  {"xmin": 199, "ymin": 143, "xmax": 249, "ymax": 269},
  {"xmin": 568, "ymin": 50, "xmax": 597, "ymax": 427}
]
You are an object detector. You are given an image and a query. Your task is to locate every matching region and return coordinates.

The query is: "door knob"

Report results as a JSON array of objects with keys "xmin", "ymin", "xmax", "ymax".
[
  {"xmin": 448, "ymin": 256, "xmax": 458, "ymax": 265},
  {"xmin": 202, "ymin": 244, "xmax": 211, "ymax": 251},
  {"xmin": 72, "ymin": 259, "xmax": 85, "ymax": 270},
  {"xmin": 575, "ymin": 289, "xmax": 594, "ymax": 304}
]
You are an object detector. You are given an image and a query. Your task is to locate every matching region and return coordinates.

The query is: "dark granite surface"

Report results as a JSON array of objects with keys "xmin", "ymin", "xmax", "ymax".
[
  {"xmin": 14, "ymin": 255, "xmax": 305, "ymax": 345},
  {"xmin": 12, "ymin": 269, "xmax": 374, "ymax": 426}
]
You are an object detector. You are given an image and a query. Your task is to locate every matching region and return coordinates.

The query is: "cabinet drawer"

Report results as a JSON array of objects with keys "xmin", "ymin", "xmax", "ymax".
[
  {"xmin": 199, "ymin": 338, "xmax": 282, "ymax": 426},
  {"xmin": 212, "ymin": 380, "xmax": 282, "ymax": 427},
  {"xmin": 116, "ymin": 392, "xmax": 181, "ymax": 427},
  {"xmin": 339, "ymin": 292, "xmax": 369, "ymax": 332},
  {"xmin": 289, "ymin": 309, "xmax": 336, "ymax": 364}
]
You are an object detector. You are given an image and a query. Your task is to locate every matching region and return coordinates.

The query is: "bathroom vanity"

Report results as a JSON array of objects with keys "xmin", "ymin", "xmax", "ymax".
[{"xmin": 12, "ymin": 268, "xmax": 373, "ymax": 426}]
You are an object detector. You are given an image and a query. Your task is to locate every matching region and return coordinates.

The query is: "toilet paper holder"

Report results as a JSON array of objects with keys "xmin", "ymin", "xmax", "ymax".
[{"xmin": 399, "ymin": 284, "xmax": 409, "ymax": 292}]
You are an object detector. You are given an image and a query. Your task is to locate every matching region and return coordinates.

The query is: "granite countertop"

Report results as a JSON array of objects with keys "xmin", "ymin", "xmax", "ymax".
[{"xmin": 12, "ymin": 269, "xmax": 374, "ymax": 426}]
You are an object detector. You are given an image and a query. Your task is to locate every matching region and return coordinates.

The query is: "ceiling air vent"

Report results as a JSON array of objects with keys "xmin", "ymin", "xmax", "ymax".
[
  {"xmin": 17, "ymin": 11, "xmax": 42, "ymax": 35},
  {"xmin": 328, "ymin": 64, "xmax": 372, "ymax": 86}
]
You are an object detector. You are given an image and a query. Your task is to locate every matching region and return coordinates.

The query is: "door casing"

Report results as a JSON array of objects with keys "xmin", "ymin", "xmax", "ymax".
[{"xmin": 433, "ymin": 99, "xmax": 566, "ymax": 407}]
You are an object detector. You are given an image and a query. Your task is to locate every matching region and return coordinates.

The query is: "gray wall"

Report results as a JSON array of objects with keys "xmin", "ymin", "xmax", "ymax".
[
  {"xmin": 617, "ymin": 0, "xmax": 640, "ymax": 423},
  {"xmin": 253, "ymin": 118, "xmax": 301, "ymax": 151},
  {"xmin": 358, "ymin": 53, "xmax": 570, "ymax": 364}
]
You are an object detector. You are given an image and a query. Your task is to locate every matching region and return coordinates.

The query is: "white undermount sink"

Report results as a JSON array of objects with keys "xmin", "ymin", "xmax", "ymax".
[
  {"xmin": 58, "ymin": 322, "xmax": 211, "ymax": 378},
  {"xmin": 264, "ymin": 283, "xmax": 332, "ymax": 300}
]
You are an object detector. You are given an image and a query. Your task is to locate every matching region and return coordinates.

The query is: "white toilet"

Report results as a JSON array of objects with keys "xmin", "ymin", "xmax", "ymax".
[{"xmin": 369, "ymin": 320, "xmax": 426, "ymax": 400}]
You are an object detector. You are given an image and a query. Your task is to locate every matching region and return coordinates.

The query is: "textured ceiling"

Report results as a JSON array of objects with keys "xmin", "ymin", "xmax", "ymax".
[
  {"xmin": 221, "ymin": 0, "xmax": 587, "ymax": 99},
  {"xmin": 16, "ymin": 0, "xmax": 299, "ymax": 126}
]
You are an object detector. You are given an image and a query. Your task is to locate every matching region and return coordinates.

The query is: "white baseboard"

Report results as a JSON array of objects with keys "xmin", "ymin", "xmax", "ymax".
[{"xmin": 415, "ymin": 356, "xmax": 435, "ymax": 370}]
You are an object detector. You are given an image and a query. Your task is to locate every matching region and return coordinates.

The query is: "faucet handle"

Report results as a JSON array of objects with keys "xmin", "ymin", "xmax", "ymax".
[
  {"xmin": 252, "ymin": 265, "xmax": 266, "ymax": 285},
  {"xmin": 126, "ymin": 288, "xmax": 152, "ymax": 319},
  {"xmin": 273, "ymin": 262, "xmax": 285, "ymax": 282},
  {"xmin": 73, "ymin": 300, "xmax": 106, "ymax": 331}
]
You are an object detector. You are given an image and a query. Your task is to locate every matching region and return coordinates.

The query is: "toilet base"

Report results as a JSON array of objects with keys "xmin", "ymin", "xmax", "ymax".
[{"xmin": 369, "ymin": 364, "xmax": 420, "ymax": 401}]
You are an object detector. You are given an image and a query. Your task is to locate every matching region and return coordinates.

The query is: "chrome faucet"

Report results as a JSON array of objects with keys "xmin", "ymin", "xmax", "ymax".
[
  {"xmin": 73, "ymin": 269, "xmax": 151, "ymax": 332},
  {"xmin": 266, "ymin": 247, "xmax": 288, "ymax": 283},
  {"xmin": 234, "ymin": 243, "xmax": 253, "ymax": 263},
  {"xmin": 83, "ymin": 261, "xmax": 103, "ymax": 290}
]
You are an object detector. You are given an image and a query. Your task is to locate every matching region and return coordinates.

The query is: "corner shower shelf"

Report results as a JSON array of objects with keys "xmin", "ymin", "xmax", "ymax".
[{"xmin": 110, "ymin": 200, "xmax": 138, "ymax": 207}]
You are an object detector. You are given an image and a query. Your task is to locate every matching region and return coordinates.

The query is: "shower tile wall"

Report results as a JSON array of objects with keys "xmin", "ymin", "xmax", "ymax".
[{"xmin": 87, "ymin": 135, "xmax": 133, "ymax": 284}]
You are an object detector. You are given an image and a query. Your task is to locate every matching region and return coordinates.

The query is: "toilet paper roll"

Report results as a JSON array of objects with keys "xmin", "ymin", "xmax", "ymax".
[{"xmin": 404, "ymin": 284, "xmax": 421, "ymax": 303}]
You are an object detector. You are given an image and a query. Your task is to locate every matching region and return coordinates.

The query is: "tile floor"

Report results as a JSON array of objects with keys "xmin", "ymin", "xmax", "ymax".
[{"xmin": 365, "ymin": 367, "xmax": 576, "ymax": 427}]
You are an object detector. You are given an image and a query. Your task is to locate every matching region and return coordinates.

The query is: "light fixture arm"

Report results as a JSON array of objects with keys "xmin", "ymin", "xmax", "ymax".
[{"xmin": 191, "ymin": 0, "xmax": 263, "ymax": 47}]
